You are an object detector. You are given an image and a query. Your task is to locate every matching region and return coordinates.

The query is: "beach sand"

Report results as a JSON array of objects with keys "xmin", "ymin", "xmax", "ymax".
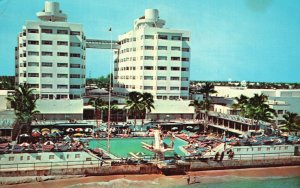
[{"xmin": 2, "ymin": 166, "xmax": 300, "ymax": 188}]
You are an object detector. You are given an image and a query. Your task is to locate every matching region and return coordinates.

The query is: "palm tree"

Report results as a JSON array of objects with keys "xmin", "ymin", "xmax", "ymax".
[
  {"xmin": 189, "ymin": 100, "xmax": 206, "ymax": 119},
  {"xmin": 281, "ymin": 111, "xmax": 298, "ymax": 134},
  {"xmin": 88, "ymin": 97, "xmax": 107, "ymax": 126},
  {"xmin": 232, "ymin": 94, "xmax": 249, "ymax": 116},
  {"xmin": 125, "ymin": 91, "xmax": 144, "ymax": 126},
  {"xmin": 7, "ymin": 83, "xmax": 39, "ymax": 136},
  {"xmin": 140, "ymin": 92, "xmax": 155, "ymax": 125},
  {"xmin": 199, "ymin": 82, "xmax": 217, "ymax": 100},
  {"xmin": 125, "ymin": 92, "xmax": 155, "ymax": 126}
]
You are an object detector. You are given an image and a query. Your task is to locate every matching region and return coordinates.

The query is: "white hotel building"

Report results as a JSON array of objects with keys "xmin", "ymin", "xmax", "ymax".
[
  {"xmin": 114, "ymin": 9, "xmax": 191, "ymax": 100},
  {"xmin": 15, "ymin": 2, "xmax": 86, "ymax": 100},
  {"xmin": 14, "ymin": 2, "xmax": 86, "ymax": 120}
]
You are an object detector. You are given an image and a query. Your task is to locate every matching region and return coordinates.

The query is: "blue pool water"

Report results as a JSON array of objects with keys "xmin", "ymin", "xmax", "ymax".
[{"xmin": 88, "ymin": 137, "xmax": 187, "ymax": 158}]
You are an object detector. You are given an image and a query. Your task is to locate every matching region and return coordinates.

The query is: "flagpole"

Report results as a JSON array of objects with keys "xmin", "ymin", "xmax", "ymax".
[{"xmin": 107, "ymin": 27, "xmax": 112, "ymax": 153}]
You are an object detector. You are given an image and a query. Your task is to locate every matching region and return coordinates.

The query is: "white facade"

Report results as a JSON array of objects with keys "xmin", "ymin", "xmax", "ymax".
[
  {"xmin": 214, "ymin": 86, "xmax": 300, "ymax": 114},
  {"xmin": 114, "ymin": 9, "xmax": 191, "ymax": 100},
  {"xmin": 15, "ymin": 2, "xmax": 86, "ymax": 100}
]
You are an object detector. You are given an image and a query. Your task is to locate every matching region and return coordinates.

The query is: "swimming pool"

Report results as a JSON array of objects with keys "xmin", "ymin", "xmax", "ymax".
[{"xmin": 88, "ymin": 137, "xmax": 188, "ymax": 158}]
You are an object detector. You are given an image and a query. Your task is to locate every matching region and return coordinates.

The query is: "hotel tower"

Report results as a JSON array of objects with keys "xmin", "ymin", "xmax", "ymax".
[
  {"xmin": 15, "ymin": 1, "xmax": 86, "ymax": 100},
  {"xmin": 114, "ymin": 9, "xmax": 191, "ymax": 100}
]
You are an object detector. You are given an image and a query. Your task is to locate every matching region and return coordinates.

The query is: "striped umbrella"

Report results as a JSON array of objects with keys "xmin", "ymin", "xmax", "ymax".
[
  {"xmin": 51, "ymin": 128, "xmax": 60, "ymax": 133},
  {"xmin": 66, "ymin": 128, "xmax": 74, "ymax": 132},
  {"xmin": 32, "ymin": 131, "xmax": 41, "ymax": 137},
  {"xmin": 75, "ymin": 128, "xmax": 83, "ymax": 132}
]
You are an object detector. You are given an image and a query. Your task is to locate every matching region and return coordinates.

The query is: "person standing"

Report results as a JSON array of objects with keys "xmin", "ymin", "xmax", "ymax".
[
  {"xmin": 187, "ymin": 175, "xmax": 190, "ymax": 184},
  {"xmin": 220, "ymin": 151, "xmax": 225, "ymax": 161}
]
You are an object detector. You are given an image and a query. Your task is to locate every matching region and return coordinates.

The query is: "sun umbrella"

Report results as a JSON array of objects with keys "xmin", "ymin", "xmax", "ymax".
[
  {"xmin": 66, "ymin": 128, "xmax": 74, "ymax": 132},
  {"xmin": 41, "ymin": 128, "xmax": 50, "ymax": 132},
  {"xmin": 85, "ymin": 128, "xmax": 93, "ymax": 133},
  {"xmin": 41, "ymin": 129, "xmax": 50, "ymax": 136},
  {"xmin": 20, "ymin": 142, "xmax": 30, "ymax": 147},
  {"xmin": 32, "ymin": 128, "xmax": 40, "ymax": 132},
  {"xmin": 73, "ymin": 133, "xmax": 84, "ymax": 137},
  {"xmin": 32, "ymin": 131, "xmax": 41, "ymax": 137},
  {"xmin": 171, "ymin": 127, "xmax": 178, "ymax": 131},
  {"xmin": 19, "ymin": 133, "xmax": 29, "ymax": 137},
  {"xmin": 44, "ymin": 141, "xmax": 54, "ymax": 145},
  {"xmin": 75, "ymin": 128, "xmax": 83, "ymax": 132},
  {"xmin": 186, "ymin": 126, "xmax": 193, "ymax": 129},
  {"xmin": 51, "ymin": 128, "xmax": 60, "ymax": 133},
  {"xmin": 63, "ymin": 135, "xmax": 71, "ymax": 141}
]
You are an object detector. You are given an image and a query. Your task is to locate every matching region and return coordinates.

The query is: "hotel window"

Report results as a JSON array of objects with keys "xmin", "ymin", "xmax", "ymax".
[
  {"xmin": 57, "ymin": 85, "xmax": 68, "ymax": 89},
  {"xmin": 171, "ymin": 57, "xmax": 181, "ymax": 61},
  {"xmin": 285, "ymin": 146, "xmax": 288, "ymax": 150},
  {"xmin": 57, "ymin": 41, "xmax": 68, "ymax": 46},
  {"xmin": 42, "ymin": 51, "xmax": 53, "ymax": 56},
  {"xmin": 181, "ymin": 77, "xmax": 188, "ymax": 81},
  {"xmin": 144, "ymin": 86, "xmax": 153, "ymax": 90},
  {"xmin": 28, "ymin": 29, "xmax": 38, "ymax": 33},
  {"xmin": 171, "ymin": 46, "xmax": 181, "ymax": 51},
  {"xmin": 28, "ymin": 51, "xmax": 39, "ymax": 56},
  {"xmin": 182, "ymin": 37, "xmax": 190, "ymax": 41},
  {"xmin": 42, "ymin": 84, "xmax": 52, "ymax": 88},
  {"xmin": 71, "ymin": 31, "xmax": 81, "ymax": 35},
  {"xmin": 41, "ymin": 29, "xmax": 52, "ymax": 33},
  {"xmin": 145, "ymin": 35, "xmax": 154, "ymax": 39},
  {"xmin": 60, "ymin": 155, "xmax": 64, "ymax": 159},
  {"xmin": 28, "ymin": 73, "xmax": 39, "ymax": 77},
  {"xmin": 267, "ymin": 147, "xmax": 270, "ymax": 151},
  {"xmin": 20, "ymin": 156, "xmax": 23, "ymax": 161},
  {"xmin": 171, "ymin": 67, "xmax": 180, "ymax": 71},
  {"xmin": 144, "ymin": 66, "xmax": 153, "ymax": 70},
  {"xmin": 27, "ymin": 156, "xmax": 30, "ymax": 160},
  {"xmin": 157, "ymin": 76, "xmax": 167, "ymax": 80},
  {"xmin": 171, "ymin": 77, "xmax": 179, "ymax": 80},
  {"xmin": 57, "ymin": 29, "xmax": 68, "ymax": 34},
  {"xmin": 237, "ymin": 148, "xmax": 241, "ymax": 152},
  {"xmin": 144, "ymin": 46, "xmax": 154, "ymax": 50},
  {"xmin": 28, "ymin": 84, "xmax": 39, "ymax": 88},
  {"xmin": 42, "ymin": 40, "xmax": 52, "ymax": 45},
  {"xmin": 36, "ymin": 156, "xmax": 42, "ymax": 160},
  {"xmin": 157, "ymin": 86, "xmax": 166, "ymax": 90},
  {"xmin": 70, "ymin": 53, "xmax": 81, "ymax": 57},
  {"xmin": 158, "ymin": 66, "xmax": 167, "ymax": 70},
  {"xmin": 144, "ymin": 56, "xmax": 154, "ymax": 60},
  {"xmin": 181, "ymin": 87, "xmax": 188, "ymax": 90},
  {"xmin": 158, "ymin": 56, "xmax": 167, "ymax": 60},
  {"xmin": 57, "ymin": 63, "xmax": 68, "ymax": 67},
  {"xmin": 70, "ymin": 74, "xmax": 81, "ymax": 78},
  {"xmin": 277, "ymin": 110, "xmax": 284, "ymax": 114},
  {"xmin": 70, "ymin": 85, "xmax": 81, "ymax": 89},
  {"xmin": 144, "ymin": 76, "xmax": 153, "ymax": 80},
  {"xmin": 28, "ymin": 62, "xmax": 39, "ymax": 67},
  {"xmin": 75, "ymin": 154, "xmax": 80, "ymax": 158},
  {"xmin": 57, "ymin": 52, "xmax": 68, "ymax": 56},
  {"xmin": 181, "ymin": 67, "xmax": 189, "ymax": 71},
  {"xmin": 182, "ymin": 48, "xmax": 190, "ymax": 52},
  {"xmin": 9, "ymin": 157, "xmax": 14, "ymax": 161},
  {"xmin": 70, "ymin": 64, "xmax": 81, "ymax": 68},
  {"xmin": 70, "ymin": 42, "xmax": 81, "ymax": 47},
  {"xmin": 42, "ymin": 62, "xmax": 53, "ymax": 67},
  {"xmin": 49, "ymin": 155, "xmax": 54, "ymax": 160},
  {"xmin": 42, "ymin": 73, "xmax": 53, "ymax": 78},
  {"xmin": 258, "ymin": 148, "xmax": 261, "ymax": 151},
  {"xmin": 182, "ymin": 57, "xmax": 189, "ymax": 62},
  {"xmin": 28, "ymin": 40, "xmax": 39, "ymax": 45},
  {"xmin": 171, "ymin": 36, "xmax": 181, "ymax": 40},
  {"xmin": 57, "ymin": 74, "xmax": 68, "ymax": 78},
  {"xmin": 158, "ymin": 35, "xmax": 168, "ymax": 40},
  {"xmin": 170, "ymin": 87, "xmax": 179, "ymax": 90},
  {"xmin": 158, "ymin": 46, "xmax": 167, "ymax": 50},
  {"xmin": 274, "ymin": 147, "xmax": 276, "ymax": 150}
]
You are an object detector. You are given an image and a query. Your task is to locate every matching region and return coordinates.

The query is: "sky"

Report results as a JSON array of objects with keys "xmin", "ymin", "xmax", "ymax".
[{"xmin": 0, "ymin": 0, "xmax": 299, "ymax": 82}]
